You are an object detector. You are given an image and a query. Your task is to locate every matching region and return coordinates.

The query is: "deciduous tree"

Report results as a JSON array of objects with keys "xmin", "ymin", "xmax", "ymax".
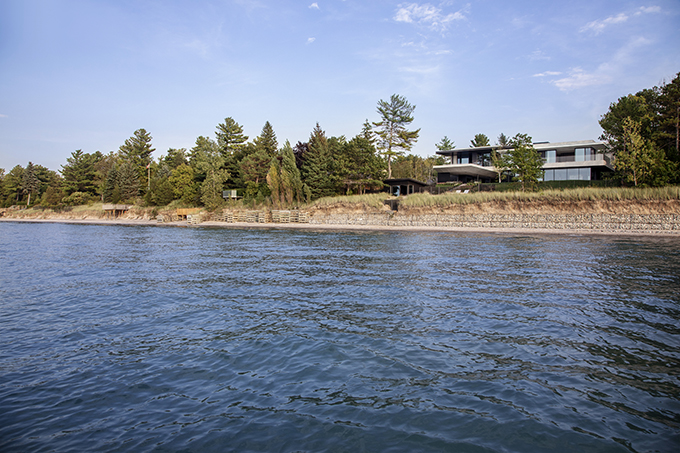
[
  {"xmin": 616, "ymin": 117, "xmax": 674, "ymax": 186},
  {"xmin": 507, "ymin": 133, "xmax": 543, "ymax": 191},
  {"xmin": 192, "ymin": 136, "xmax": 229, "ymax": 210}
]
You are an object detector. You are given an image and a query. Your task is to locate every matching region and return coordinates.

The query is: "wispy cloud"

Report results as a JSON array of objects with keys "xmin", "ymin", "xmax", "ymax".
[
  {"xmin": 309, "ymin": 2, "xmax": 319, "ymax": 10},
  {"xmin": 551, "ymin": 36, "xmax": 652, "ymax": 91},
  {"xmin": 307, "ymin": 37, "xmax": 316, "ymax": 44},
  {"xmin": 0, "ymin": 114, "xmax": 8, "ymax": 118},
  {"xmin": 533, "ymin": 71, "xmax": 562, "ymax": 77},
  {"xmin": 580, "ymin": 6, "xmax": 661, "ymax": 34},
  {"xmin": 394, "ymin": 2, "xmax": 466, "ymax": 33},
  {"xmin": 528, "ymin": 50, "xmax": 551, "ymax": 62},
  {"xmin": 552, "ymin": 69, "xmax": 610, "ymax": 90}
]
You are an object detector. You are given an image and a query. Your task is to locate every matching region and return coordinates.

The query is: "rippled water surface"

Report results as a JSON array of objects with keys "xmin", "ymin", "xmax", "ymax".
[{"xmin": 1, "ymin": 222, "xmax": 679, "ymax": 452}]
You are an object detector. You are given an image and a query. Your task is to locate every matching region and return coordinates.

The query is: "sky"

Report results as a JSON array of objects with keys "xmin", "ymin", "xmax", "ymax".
[{"xmin": 1, "ymin": 0, "xmax": 679, "ymax": 172}]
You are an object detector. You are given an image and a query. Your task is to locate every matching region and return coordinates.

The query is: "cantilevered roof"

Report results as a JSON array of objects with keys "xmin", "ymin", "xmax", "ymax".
[{"xmin": 432, "ymin": 164, "xmax": 497, "ymax": 178}]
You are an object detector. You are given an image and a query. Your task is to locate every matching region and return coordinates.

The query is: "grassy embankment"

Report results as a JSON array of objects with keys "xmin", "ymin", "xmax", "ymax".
[
  {"xmin": 3, "ymin": 187, "xmax": 679, "ymax": 220},
  {"xmin": 309, "ymin": 187, "xmax": 680, "ymax": 215}
]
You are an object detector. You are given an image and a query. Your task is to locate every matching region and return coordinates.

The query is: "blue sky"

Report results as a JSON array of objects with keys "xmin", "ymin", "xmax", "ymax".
[{"xmin": 1, "ymin": 0, "xmax": 679, "ymax": 172}]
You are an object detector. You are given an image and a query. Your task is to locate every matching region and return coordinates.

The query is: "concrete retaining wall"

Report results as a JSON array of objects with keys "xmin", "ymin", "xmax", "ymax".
[{"xmin": 309, "ymin": 213, "xmax": 680, "ymax": 233}]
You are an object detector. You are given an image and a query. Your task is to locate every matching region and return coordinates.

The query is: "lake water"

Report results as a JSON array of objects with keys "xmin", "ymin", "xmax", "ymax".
[{"xmin": 1, "ymin": 222, "xmax": 679, "ymax": 452}]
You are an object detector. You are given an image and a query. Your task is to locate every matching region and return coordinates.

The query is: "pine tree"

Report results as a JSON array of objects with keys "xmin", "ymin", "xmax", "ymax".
[
  {"xmin": 61, "ymin": 150, "xmax": 98, "ymax": 196},
  {"xmin": 436, "ymin": 136, "xmax": 455, "ymax": 151},
  {"xmin": 119, "ymin": 129, "xmax": 155, "ymax": 193},
  {"xmin": 373, "ymin": 94, "xmax": 420, "ymax": 179},
  {"xmin": 216, "ymin": 117, "xmax": 248, "ymax": 156},
  {"xmin": 21, "ymin": 162, "xmax": 40, "ymax": 206},
  {"xmin": 253, "ymin": 121, "xmax": 278, "ymax": 157},
  {"xmin": 470, "ymin": 134, "xmax": 490, "ymax": 147}
]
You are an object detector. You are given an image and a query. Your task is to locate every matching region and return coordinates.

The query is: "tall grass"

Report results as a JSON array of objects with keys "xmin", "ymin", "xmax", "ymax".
[
  {"xmin": 310, "ymin": 193, "xmax": 390, "ymax": 209},
  {"xmin": 400, "ymin": 186, "xmax": 680, "ymax": 208}
]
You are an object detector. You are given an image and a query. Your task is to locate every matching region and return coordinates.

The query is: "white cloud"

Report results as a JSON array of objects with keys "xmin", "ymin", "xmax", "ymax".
[
  {"xmin": 0, "ymin": 114, "xmax": 8, "ymax": 118},
  {"xmin": 394, "ymin": 3, "xmax": 465, "ymax": 33},
  {"xmin": 550, "ymin": 36, "xmax": 651, "ymax": 92},
  {"xmin": 636, "ymin": 5, "xmax": 661, "ymax": 15},
  {"xmin": 552, "ymin": 68, "xmax": 611, "ymax": 90},
  {"xmin": 533, "ymin": 71, "xmax": 562, "ymax": 77},
  {"xmin": 309, "ymin": 3, "xmax": 319, "ymax": 10},
  {"xmin": 581, "ymin": 6, "xmax": 661, "ymax": 34},
  {"xmin": 307, "ymin": 37, "xmax": 316, "ymax": 44}
]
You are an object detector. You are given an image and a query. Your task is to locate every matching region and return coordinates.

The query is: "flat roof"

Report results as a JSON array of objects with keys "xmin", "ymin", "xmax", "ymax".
[{"xmin": 436, "ymin": 140, "xmax": 606, "ymax": 157}]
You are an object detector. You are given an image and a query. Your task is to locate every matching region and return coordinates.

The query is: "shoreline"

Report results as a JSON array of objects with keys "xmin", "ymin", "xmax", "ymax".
[{"xmin": 2, "ymin": 217, "xmax": 679, "ymax": 237}]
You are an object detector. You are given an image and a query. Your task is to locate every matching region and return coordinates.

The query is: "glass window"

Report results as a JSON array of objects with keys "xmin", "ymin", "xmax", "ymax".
[
  {"xmin": 544, "ymin": 169, "xmax": 554, "ymax": 181},
  {"xmin": 575, "ymin": 148, "xmax": 585, "ymax": 162},
  {"xmin": 545, "ymin": 150, "xmax": 556, "ymax": 163},
  {"xmin": 579, "ymin": 168, "xmax": 591, "ymax": 180},
  {"xmin": 460, "ymin": 156, "xmax": 469, "ymax": 164},
  {"xmin": 584, "ymin": 148, "xmax": 593, "ymax": 161},
  {"xmin": 567, "ymin": 168, "xmax": 579, "ymax": 180},
  {"xmin": 554, "ymin": 169, "xmax": 567, "ymax": 180}
]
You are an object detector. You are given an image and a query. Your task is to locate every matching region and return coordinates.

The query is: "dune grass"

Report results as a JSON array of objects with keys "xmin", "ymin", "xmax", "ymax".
[
  {"xmin": 310, "ymin": 193, "xmax": 390, "ymax": 209},
  {"xmin": 400, "ymin": 186, "xmax": 680, "ymax": 208}
]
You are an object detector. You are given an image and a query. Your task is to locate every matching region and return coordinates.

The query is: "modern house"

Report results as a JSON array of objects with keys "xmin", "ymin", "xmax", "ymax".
[{"xmin": 433, "ymin": 140, "xmax": 613, "ymax": 184}]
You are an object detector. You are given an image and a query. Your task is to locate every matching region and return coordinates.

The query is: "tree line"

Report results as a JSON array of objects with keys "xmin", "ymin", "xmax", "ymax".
[
  {"xmin": 0, "ymin": 95, "xmax": 435, "ymax": 209},
  {"xmin": 1, "ymin": 74, "xmax": 679, "ymax": 208}
]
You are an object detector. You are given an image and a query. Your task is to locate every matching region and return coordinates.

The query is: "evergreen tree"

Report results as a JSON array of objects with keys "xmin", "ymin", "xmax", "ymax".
[
  {"xmin": 301, "ymin": 123, "xmax": 334, "ymax": 199},
  {"xmin": 163, "ymin": 148, "xmax": 188, "ymax": 170},
  {"xmin": 497, "ymin": 133, "xmax": 510, "ymax": 148},
  {"xmin": 362, "ymin": 119, "xmax": 375, "ymax": 144},
  {"xmin": 373, "ymin": 94, "xmax": 420, "ymax": 179},
  {"xmin": 470, "ymin": 133, "xmax": 490, "ymax": 147},
  {"xmin": 61, "ymin": 149, "xmax": 98, "ymax": 196},
  {"xmin": 103, "ymin": 166, "xmax": 120, "ymax": 203},
  {"xmin": 216, "ymin": 117, "xmax": 248, "ymax": 156},
  {"xmin": 117, "ymin": 160, "xmax": 140, "ymax": 202},
  {"xmin": 436, "ymin": 136, "xmax": 455, "ymax": 151},
  {"xmin": 253, "ymin": 121, "xmax": 278, "ymax": 157},
  {"xmin": 507, "ymin": 133, "xmax": 543, "ymax": 191},
  {"xmin": 119, "ymin": 128, "xmax": 155, "ymax": 193},
  {"xmin": 21, "ymin": 162, "xmax": 40, "ymax": 206},
  {"xmin": 340, "ymin": 136, "xmax": 384, "ymax": 194},
  {"xmin": 148, "ymin": 162, "xmax": 175, "ymax": 206}
]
